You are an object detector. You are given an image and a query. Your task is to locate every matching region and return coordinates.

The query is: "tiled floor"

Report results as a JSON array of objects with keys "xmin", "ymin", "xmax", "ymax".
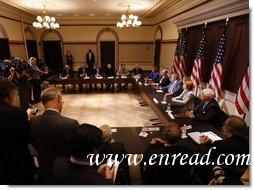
[{"xmin": 35, "ymin": 92, "xmax": 157, "ymax": 128}]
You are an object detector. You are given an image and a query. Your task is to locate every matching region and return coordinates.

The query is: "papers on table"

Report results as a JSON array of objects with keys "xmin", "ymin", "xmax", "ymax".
[
  {"xmin": 188, "ymin": 131, "xmax": 222, "ymax": 144},
  {"xmin": 96, "ymin": 76, "xmax": 103, "ymax": 79},
  {"xmin": 61, "ymin": 76, "xmax": 68, "ymax": 79},
  {"xmin": 153, "ymin": 98, "xmax": 159, "ymax": 104},
  {"xmin": 161, "ymin": 101, "xmax": 167, "ymax": 104},
  {"xmin": 108, "ymin": 76, "xmax": 114, "ymax": 79},
  {"xmin": 83, "ymin": 76, "xmax": 90, "ymax": 79},
  {"xmin": 156, "ymin": 89, "xmax": 164, "ymax": 93},
  {"xmin": 139, "ymin": 131, "xmax": 148, "ymax": 138},
  {"xmin": 144, "ymin": 83, "xmax": 149, "ymax": 86},
  {"xmin": 142, "ymin": 127, "xmax": 160, "ymax": 132},
  {"xmin": 111, "ymin": 128, "xmax": 117, "ymax": 133},
  {"xmin": 121, "ymin": 75, "xmax": 127, "ymax": 79}
]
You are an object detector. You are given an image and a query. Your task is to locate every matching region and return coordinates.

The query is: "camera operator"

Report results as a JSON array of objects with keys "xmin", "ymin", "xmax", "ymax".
[{"xmin": 29, "ymin": 57, "xmax": 48, "ymax": 103}]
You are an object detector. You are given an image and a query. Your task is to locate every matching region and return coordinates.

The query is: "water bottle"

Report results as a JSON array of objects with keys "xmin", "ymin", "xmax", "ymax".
[{"xmin": 59, "ymin": 73, "xmax": 62, "ymax": 79}]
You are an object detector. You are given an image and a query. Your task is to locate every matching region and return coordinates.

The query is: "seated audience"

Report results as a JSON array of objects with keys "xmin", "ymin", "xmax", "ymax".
[
  {"xmin": 132, "ymin": 64, "xmax": 143, "ymax": 75},
  {"xmin": 99, "ymin": 125, "xmax": 131, "ymax": 184},
  {"xmin": 158, "ymin": 69, "xmax": 170, "ymax": 88},
  {"xmin": 52, "ymin": 124, "xmax": 114, "ymax": 185},
  {"xmin": 0, "ymin": 80, "xmax": 34, "ymax": 184},
  {"xmin": 170, "ymin": 80, "xmax": 195, "ymax": 111},
  {"xmin": 198, "ymin": 115, "xmax": 249, "ymax": 183},
  {"xmin": 30, "ymin": 87, "xmax": 79, "ymax": 184},
  {"xmin": 104, "ymin": 64, "xmax": 115, "ymax": 92},
  {"xmin": 186, "ymin": 88, "xmax": 226, "ymax": 129},
  {"xmin": 147, "ymin": 66, "xmax": 159, "ymax": 83},
  {"xmin": 142, "ymin": 122, "xmax": 192, "ymax": 185},
  {"xmin": 116, "ymin": 64, "xmax": 128, "ymax": 92}
]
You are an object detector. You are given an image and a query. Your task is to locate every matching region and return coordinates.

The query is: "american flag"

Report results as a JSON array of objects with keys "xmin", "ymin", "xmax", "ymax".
[
  {"xmin": 235, "ymin": 68, "xmax": 249, "ymax": 115},
  {"xmin": 178, "ymin": 29, "xmax": 187, "ymax": 79},
  {"xmin": 172, "ymin": 31, "xmax": 181, "ymax": 75},
  {"xmin": 209, "ymin": 30, "xmax": 226, "ymax": 98},
  {"xmin": 191, "ymin": 26, "xmax": 206, "ymax": 87}
]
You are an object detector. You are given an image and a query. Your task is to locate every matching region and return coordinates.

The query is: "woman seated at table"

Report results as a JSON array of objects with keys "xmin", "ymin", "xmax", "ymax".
[
  {"xmin": 170, "ymin": 80, "xmax": 195, "ymax": 111},
  {"xmin": 147, "ymin": 66, "xmax": 159, "ymax": 83}
]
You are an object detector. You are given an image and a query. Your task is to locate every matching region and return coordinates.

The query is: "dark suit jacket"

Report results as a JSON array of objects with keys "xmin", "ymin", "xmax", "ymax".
[
  {"xmin": 86, "ymin": 52, "xmax": 95, "ymax": 67},
  {"xmin": 77, "ymin": 66, "xmax": 88, "ymax": 77},
  {"xmin": 52, "ymin": 156, "xmax": 112, "ymax": 185},
  {"xmin": 132, "ymin": 67, "xmax": 143, "ymax": 75},
  {"xmin": 30, "ymin": 110, "xmax": 79, "ymax": 184},
  {"xmin": 104, "ymin": 68, "xmax": 115, "ymax": 77},
  {"xmin": 158, "ymin": 75, "xmax": 171, "ymax": 88},
  {"xmin": 193, "ymin": 99, "xmax": 222, "ymax": 129},
  {"xmin": 0, "ymin": 100, "xmax": 34, "ymax": 184},
  {"xmin": 210, "ymin": 136, "xmax": 249, "ymax": 178},
  {"xmin": 142, "ymin": 143, "xmax": 192, "ymax": 185}
]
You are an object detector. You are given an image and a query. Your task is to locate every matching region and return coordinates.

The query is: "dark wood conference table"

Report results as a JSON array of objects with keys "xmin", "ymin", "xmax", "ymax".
[{"xmin": 48, "ymin": 75, "xmax": 222, "ymax": 154}]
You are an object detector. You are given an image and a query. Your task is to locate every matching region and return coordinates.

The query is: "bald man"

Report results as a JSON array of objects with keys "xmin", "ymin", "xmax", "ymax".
[{"xmin": 186, "ymin": 88, "xmax": 225, "ymax": 129}]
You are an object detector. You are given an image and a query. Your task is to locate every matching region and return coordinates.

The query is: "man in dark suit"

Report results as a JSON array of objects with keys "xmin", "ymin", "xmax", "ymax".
[
  {"xmin": 104, "ymin": 64, "xmax": 115, "ymax": 92},
  {"xmin": 132, "ymin": 64, "xmax": 143, "ymax": 75},
  {"xmin": 158, "ymin": 69, "xmax": 170, "ymax": 88},
  {"xmin": 0, "ymin": 80, "xmax": 34, "ymax": 184},
  {"xmin": 142, "ymin": 122, "xmax": 192, "ymax": 185},
  {"xmin": 199, "ymin": 115, "xmax": 249, "ymax": 183},
  {"xmin": 30, "ymin": 87, "xmax": 79, "ymax": 184},
  {"xmin": 52, "ymin": 124, "xmax": 115, "ymax": 185},
  {"xmin": 86, "ymin": 49, "xmax": 95, "ymax": 75},
  {"xmin": 65, "ymin": 51, "xmax": 73, "ymax": 70},
  {"xmin": 186, "ymin": 88, "xmax": 224, "ymax": 129}
]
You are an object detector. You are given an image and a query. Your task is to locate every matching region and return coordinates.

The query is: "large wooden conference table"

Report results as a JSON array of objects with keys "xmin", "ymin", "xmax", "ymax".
[{"xmin": 48, "ymin": 75, "xmax": 222, "ymax": 154}]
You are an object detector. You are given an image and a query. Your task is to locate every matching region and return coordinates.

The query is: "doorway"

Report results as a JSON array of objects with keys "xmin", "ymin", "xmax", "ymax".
[
  {"xmin": 0, "ymin": 38, "xmax": 10, "ymax": 60},
  {"xmin": 100, "ymin": 41, "xmax": 115, "ymax": 71},
  {"xmin": 26, "ymin": 40, "xmax": 38, "ymax": 59},
  {"xmin": 42, "ymin": 41, "xmax": 63, "ymax": 74},
  {"xmin": 154, "ymin": 39, "xmax": 161, "ymax": 69}
]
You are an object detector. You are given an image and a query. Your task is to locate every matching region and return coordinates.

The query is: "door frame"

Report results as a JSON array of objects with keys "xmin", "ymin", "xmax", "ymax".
[
  {"xmin": 100, "ymin": 41, "xmax": 115, "ymax": 71},
  {"xmin": 153, "ymin": 25, "xmax": 163, "ymax": 71},
  {"xmin": 97, "ymin": 27, "xmax": 119, "ymax": 71}
]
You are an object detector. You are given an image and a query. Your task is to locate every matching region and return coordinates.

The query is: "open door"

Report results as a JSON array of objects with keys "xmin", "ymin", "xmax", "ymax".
[
  {"xmin": 100, "ymin": 41, "xmax": 115, "ymax": 72},
  {"xmin": 43, "ymin": 41, "xmax": 63, "ymax": 74},
  {"xmin": 0, "ymin": 38, "xmax": 10, "ymax": 60},
  {"xmin": 26, "ymin": 40, "xmax": 38, "ymax": 59}
]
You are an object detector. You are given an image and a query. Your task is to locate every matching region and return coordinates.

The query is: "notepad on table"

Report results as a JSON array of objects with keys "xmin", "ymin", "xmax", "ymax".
[
  {"xmin": 188, "ymin": 131, "xmax": 222, "ymax": 144},
  {"xmin": 156, "ymin": 89, "xmax": 163, "ymax": 93},
  {"xmin": 108, "ymin": 76, "xmax": 114, "ymax": 79}
]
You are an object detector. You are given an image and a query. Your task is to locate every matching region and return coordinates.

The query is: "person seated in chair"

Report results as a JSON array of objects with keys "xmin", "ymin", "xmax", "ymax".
[
  {"xmin": 77, "ymin": 63, "xmax": 89, "ymax": 92},
  {"xmin": 104, "ymin": 64, "xmax": 115, "ymax": 92},
  {"xmin": 62, "ymin": 65, "xmax": 74, "ymax": 92},
  {"xmin": 170, "ymin": 80, "xmax": 195, "ymax": 111},
  {"xmin": 92, "ymin": 64, "xmax": 102, "ymax": 91},
  {"xmin": 198, "ymin": 115, "xmax": 249, "ymax": 184},
  {"xmin": 186, "ymin": 88, "xmax": 225, "ymax": 129},
  {"xmin": 142, "ymin": 122, "xmax": 192, "ymax": 185},
  {"xmin": 132, "ymin": 64, "xmax": 143, "ymax": 76},
  {"xmin": 116, "ymin": 64, "xmax": 128, "ymax": 92},
  {"xmin": 146, "ymin": 66, "xmax": 159, "ymax": 83},
  {"xmin": 99, "ymin": 125, "xmax": 131, "ymax": 185},
  {"xmin": 162, "ymin": 72, "xmax": 183, "ymax": 101},
  {"xmin": 52, "ymin": 124, "xmax": 115, "ymax": 185},
  {"xmin": 158, "ymin": 69, "xmax": 170, "ymax": 88}
]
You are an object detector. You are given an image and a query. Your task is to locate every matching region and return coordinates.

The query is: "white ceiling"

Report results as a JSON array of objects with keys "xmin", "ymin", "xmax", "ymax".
[{"xmin": 2, "ymin": 0, "xmax": 163, "ymax": 18}]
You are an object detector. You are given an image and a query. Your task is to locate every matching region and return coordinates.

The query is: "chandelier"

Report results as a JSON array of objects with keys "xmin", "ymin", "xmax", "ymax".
[
  {"xmin": 117, "ymin": 5, "xmax": 142, "ymax": 28},
  {"xmin": 32, "ymin": 4, "xmax": 60, "ymax": 29}
]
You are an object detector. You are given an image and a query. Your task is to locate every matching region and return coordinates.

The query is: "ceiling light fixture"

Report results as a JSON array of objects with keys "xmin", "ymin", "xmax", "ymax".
[
  {"xmin": 32, "ymin": 3, "xmax": 60, "ymax": 29},
  {"xmin": 117, "ymin": 5, "xmax": 142, "ymax": 28}
]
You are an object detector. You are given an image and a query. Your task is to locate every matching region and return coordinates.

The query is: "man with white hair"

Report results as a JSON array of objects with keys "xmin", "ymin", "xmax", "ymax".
[
  {"xmin": 186, "ymin": 88, "xmax": 224, "ymax": 129},
  {"xmin": 30, "ymin": 87, "xmax": 79, "ymax": 184}
]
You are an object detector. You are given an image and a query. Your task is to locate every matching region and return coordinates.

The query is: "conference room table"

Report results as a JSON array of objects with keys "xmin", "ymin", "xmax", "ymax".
[{"xmin": 48, "ymin": 75, "xmax": 222, "ymax": 154}]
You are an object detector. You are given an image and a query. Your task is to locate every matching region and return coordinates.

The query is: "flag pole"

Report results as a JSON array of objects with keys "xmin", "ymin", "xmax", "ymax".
[{"xmin": 243, "ymin": 113, "xmax": 246, "ymax": 120}]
